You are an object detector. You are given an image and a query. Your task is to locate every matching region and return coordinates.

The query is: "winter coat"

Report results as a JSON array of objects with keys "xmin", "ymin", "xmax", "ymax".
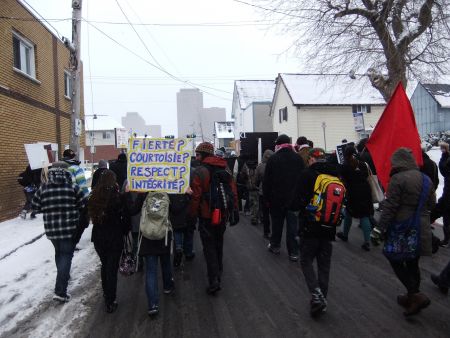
[
  {"xmin": 17, "ymin": 165, "xmax": 42, "ymax": 188},
  {"xmin": 263, "ymin": 147, "xmax": 305, "ymax": 210},
  {"xmin": 189, "ymin": 156, "xmax": 238, "ymax": 220},
  {"xmin": 91, "ymin": 167, "xmax": 108, "ymax": 188},
  {"xmin": 169, "ymin": 194, "xmax": 190, "ymax": 230},
  {"xmin": 431, "ymin": 158, "xmax": 450, "ymax": 221},
  {"xmin": 32, "ymin": 166, "xmax": 87, "ymax": 240},
  {"xmin": 62, "ymin": 158, "xmax": 89, "ymax": 198},
  {"xmin": 90, "ymin": 190, "xmax": 129, "ymax": 251},
  {"xmin": 110, "ymin": 157, "xmax": 128, "ymax": 189},
  {"xmin": 242, "ymin": 161, "xmax": 258, "ymax": 191},
  {"xmin": 421, "ymin": 152, "xmax": 439, "ymax": 190},
  {"xmin": 439, "ymin": 152, "xmax": 450, "ymax": 177},
  {"xmin": 139, "ymin": 232, "xmax": 172, "ymax": 256},
  {"xmin": 378, "ymin": 148, "xmax": 436, "ymax": 256},
  {"xmin": 339, "ymin": 159, "xmax": 374, "ymax": 218},
  {"xmin": 358, "ymin": 148, "xmax": 376, "ymax": 175},
  {"xmin": 297, "ymin": 161, "xmax": 339, "ymax": 240},
  {"xmin": 255, "ymin": 149, "xmax": 274, "ymax": 196}
]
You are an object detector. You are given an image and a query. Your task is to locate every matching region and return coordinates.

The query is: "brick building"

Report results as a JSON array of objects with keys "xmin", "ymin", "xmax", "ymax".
[{"xmin": 0, "ymin": 0, "xmax": 85, "ymax": 221}]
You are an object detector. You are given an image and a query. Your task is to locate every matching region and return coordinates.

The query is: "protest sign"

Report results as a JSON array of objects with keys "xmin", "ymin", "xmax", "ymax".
[
  {"xmin": 127, "ymin": 137, "xmax": 191, "ymax": 193},
  {"xmin": 336, "ymin": 142, "xmax": 355, "ymax": 164},
  {"xmin": 24, "ymin": 144, "xmax": 51, "ymax": 169}
]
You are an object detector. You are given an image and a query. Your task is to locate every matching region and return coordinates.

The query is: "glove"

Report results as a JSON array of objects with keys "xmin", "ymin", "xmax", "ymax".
[
  {"xmin": 370, "ymin": 227, "xmax": 384, "ymax": 246},
  {"xmin": 229, "ymin": 210, "xmax": 239, "ymax": 226}
]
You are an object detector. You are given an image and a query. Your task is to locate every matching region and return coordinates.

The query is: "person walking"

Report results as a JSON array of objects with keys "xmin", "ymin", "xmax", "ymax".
[
  {"xmin": 169, "ymin": 190, "xmax": 193, "ymax": 267},
  {"xmin": 189, "ymin": 142, "xmax": 238, "ymax": 294},
  {"xmin": 436, "ymin": 142, "xmax": 450, "ymax": 247},
  {"xmin": 336, "ymin": 145, "xmax": 374, "ymax": 251},
  {"xmin": 242, "ymin": 159, "xmax": 259, "ymax": 224},
  {"xmin": 91, "ymin": 159, "xmax": 108, "ymax": 189},
  {"xmin": 371, "ymin": 148, "xmax": 436, "ymax": 316},
  {"xmin": 263, "ymin": 134, "xmax": 305, "ymax": 261},
  {"xmin": 88, "ymin": 170, "xmax": 129, "ymax": 313},
  {"xmin": 62, "ymin": 149, "xmax": 90, "ymax": 246},
  {"xmin": 31, "ymin": 162, "xmax": 87, "ymax": 302},
  {"xmin": 17, "ymin": 164, "xmax": 42, "ymax": 219},
  {"xmin": 255, "ymin": 149, "xmax": 274, "ymax": 238},
  {"xmin": 110, "ymin": 153, "xmax": 128, "ymax": 189}
]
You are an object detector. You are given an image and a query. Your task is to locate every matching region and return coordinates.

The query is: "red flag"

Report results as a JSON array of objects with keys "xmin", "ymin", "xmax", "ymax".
[{"xmin": 366, "ymin": 83, "xmax": 423, "ymax": 190}]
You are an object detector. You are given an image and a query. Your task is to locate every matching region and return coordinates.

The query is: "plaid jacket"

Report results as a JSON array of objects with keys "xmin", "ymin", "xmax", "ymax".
[{"xmin": 32, "ymin": 168, "xmax": 87, "ymax": 240}]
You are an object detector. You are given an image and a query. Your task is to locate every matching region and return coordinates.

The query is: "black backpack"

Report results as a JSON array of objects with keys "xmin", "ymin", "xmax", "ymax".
[{"xmin": 202, "ymin": 165, "xmax": 236, "ymax": 226}]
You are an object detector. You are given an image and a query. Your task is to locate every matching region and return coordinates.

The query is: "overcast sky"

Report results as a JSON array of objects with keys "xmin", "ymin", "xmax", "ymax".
[{"xmin": 23, "ymin": 0, "xmax": 303, "ymax": 136}]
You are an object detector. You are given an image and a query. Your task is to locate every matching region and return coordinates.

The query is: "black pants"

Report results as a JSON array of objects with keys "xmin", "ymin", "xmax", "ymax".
[
  {"xmin": 300, "ymin": 238, "xmax": 332, "ymax": 297},
  {"xmin": 389, "ymin": 258, "xmax": 421, "ymax": 294},
  {"xmin": 259, "ymin": 195, "xmax": 271, "ymax": 235},
  {"xmin": 94, "ymin": 241, "xmax": 122, "ymax": 305},
  {"xmin": 199, "ymin": 219, "xmax": 225, "ymax": 284},
  {"xmin": 73, "ymin": 206, "xmax": 90, "ymax": 245},
  {"xmin": 443, "ymin": 212, "xmax": 450, "ymax": 243}
]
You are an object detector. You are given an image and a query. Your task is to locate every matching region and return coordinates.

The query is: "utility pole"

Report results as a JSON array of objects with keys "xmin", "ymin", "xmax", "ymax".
[{"xmin": 68, "ymin": 0, "xmax": 82, "ymax": 158}]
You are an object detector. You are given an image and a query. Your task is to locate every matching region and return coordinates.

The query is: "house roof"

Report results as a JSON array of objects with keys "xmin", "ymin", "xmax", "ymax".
[
  {"xmin": 422, "ymin": 83, "xmax": 450, "ymax": 108},
  {"xmin": 214, "ymin": 121, "xmax": 235, "ymax": 139},
  {"xmin": 235, "ymin": 80, "xmax": 276, "ymax": 109},
  {"xmin": 84, "ymin": 116, "xmax": 124, "ymax": 131},
  {"xmin": 279, "ymin": 74, "xmax": 385, "ymax": 106}
]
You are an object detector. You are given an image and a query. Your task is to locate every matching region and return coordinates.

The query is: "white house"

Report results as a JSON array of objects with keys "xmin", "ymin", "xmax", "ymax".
[
  {"xmin": 213, "ymin": 121, "xmax": 235, "ymax": 149},
  {"xmin": 271, "ymin": 74, "xmax": 386, "ymax": 150},
  {"xmin": 231, "ymin": 80, "xmax": 276, "ymax": 140}
]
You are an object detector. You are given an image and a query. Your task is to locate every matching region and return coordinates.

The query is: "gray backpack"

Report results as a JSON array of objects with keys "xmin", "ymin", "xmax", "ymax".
[{"xmin": 139, "ymin": 192, "xmax": 171, "ymax": 240}]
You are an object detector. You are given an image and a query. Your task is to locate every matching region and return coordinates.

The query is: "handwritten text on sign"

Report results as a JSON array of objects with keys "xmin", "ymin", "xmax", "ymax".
[{"xmin": 128, "ymin": 138, "xmax": 191, "ymax": 193}]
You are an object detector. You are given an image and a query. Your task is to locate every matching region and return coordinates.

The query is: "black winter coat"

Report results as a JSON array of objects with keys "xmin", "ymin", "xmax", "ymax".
[
  {"xmin": 297, "ymin": 161, "xmax": 339, "ymax": 240},
  {"xmin": 340, "ymin": 160, "xmax": 374, "ymax": 218},
  {"xmin": 421, "ymin": 152, "xmax": 439, "ymax": 190},
  {"xmin": 91, "ymin": 192, "xmax": 129, "ymax": 251},
  {"xmin": 169, "ymin": 194, "xmax": 190, "ymax": 230},
  {"xmin": 263, "ymin": 148, "xmax": 305, "ymax": 210},
  {"xmin": 110, "ymin": 159, "xmax": 128, "ymax": 188}
]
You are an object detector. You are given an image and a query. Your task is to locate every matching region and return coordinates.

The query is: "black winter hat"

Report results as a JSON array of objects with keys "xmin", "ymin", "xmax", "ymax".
[
  {"xmin": 63, "ymin": 149, "xmax": 76, "ymax": 159},
  {"xmin": 275, "ymin": 134, "xmax": 291, "ymax": 145}
]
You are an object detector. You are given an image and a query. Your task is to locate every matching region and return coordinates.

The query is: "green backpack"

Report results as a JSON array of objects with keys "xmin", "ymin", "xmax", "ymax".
[{"xmin": 139, "ymin": 192, "xmax": 172, "ymax": 240}]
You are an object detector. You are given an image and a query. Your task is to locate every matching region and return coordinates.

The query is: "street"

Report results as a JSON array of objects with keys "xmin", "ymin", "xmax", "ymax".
[{"xmin": 77, "ymin": 216, "xmax": 450, "ymax": 338}]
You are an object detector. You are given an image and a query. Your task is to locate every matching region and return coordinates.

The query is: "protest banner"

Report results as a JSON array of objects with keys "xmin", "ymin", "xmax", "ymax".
[
  {"xmin": 127, "ymin": 137, "xmax": 191, "ymax": 193},
  {"xmin": 336, "ymin": 142, "xmax": 355, "ymax": 164}
]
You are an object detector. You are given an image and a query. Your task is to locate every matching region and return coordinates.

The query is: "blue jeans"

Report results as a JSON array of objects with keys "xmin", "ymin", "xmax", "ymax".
[
  {"xmin": 50, "ymin": 239, "xmax": 75, "ymax": 296},
  {"xmin": 270, "ymin": 208, "xmax": 299, "ymax": 255},
  {"xmin": 174, "ymin": 228, "xmax": 194, "ymax": 256},
  {"xmin": 342, "ymin": 212, "xmax": 371, "ymax": 243},
  {"xmin": 144, "ymin": 254, "xmax": 173, "ymax": 308}
]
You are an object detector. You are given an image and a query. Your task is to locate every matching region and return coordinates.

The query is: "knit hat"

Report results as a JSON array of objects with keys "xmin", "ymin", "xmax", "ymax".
[
  {"xmin": 63, "ymin": 148, "xmax": 76, "ymax": 159},
  {"xmin": 275, "ymin": 134, "xmax": 291, "ymax": 145},
  {"xmin": 195, "ymin": 142, "xmax": 214, "ymax": 155},
  {"xmin": 98, "ymin": 159, "xmax": 108, "ymax": 168},
  {"xmin": 309, "ymin": 148, "xmax": 326, "ymax": 160}
]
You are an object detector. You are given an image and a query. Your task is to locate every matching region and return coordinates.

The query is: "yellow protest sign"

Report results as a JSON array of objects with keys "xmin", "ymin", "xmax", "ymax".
[{"xmin": 127, "ymin": 137, "xmax": 191, "ymax": 193}]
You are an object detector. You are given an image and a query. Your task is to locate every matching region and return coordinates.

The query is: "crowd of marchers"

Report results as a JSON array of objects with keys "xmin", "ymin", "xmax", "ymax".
[{"xmin": 16, "ymin": 135, "xmax": 450, "ymax": 319}]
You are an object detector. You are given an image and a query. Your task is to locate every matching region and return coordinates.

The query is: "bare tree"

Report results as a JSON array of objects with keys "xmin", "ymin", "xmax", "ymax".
[{"xmin": 255, "ymin": 0, "xmax": 450, "ymax": 101}]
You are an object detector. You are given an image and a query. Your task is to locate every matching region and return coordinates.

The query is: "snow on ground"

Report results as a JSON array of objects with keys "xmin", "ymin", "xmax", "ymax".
[
  {"xmin": 0, "ymin": 214, "xmax": 98, "ymax": 337},
  {"xmin": 427, "ymin": 147, "xmax": 444, "ymax": 198}
]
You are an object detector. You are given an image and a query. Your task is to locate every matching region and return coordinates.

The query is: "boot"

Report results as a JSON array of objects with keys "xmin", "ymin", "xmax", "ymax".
[
  {"xmin": 403, "ymin": 293, "xmax": 431, "ymax": 316},
  {"xmin": 397, "ymin": 294, "xmax": 409, "ymax": 308}
]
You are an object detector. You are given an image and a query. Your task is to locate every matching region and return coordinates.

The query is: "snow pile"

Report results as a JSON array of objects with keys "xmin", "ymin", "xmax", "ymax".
[{"xmin": 422, "ymin": 131, "xmax": 450, "ymax": 147}]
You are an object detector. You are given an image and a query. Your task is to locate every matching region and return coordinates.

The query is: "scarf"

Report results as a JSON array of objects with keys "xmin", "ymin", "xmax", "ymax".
[{"xmin": 275, "ymin": 143, "xmax": 294, "ymax": 152}]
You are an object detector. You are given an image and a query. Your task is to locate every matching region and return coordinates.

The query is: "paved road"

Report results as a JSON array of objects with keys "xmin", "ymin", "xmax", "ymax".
[{"xmin": 78, "ymin": 216, "xmax": 450, "ymax": 338}]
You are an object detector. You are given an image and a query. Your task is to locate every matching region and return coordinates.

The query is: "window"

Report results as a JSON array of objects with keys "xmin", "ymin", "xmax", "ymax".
[
  {"xmin": 279, "ymin": 107, "xmax": 288, "ymax": 123},
  {"xmin": 12, "ymin": 33, "xmax": 36, "ymax": 78},
  {"xmin": 64, "ymin": 70, "xmax": 72, "ymax": 98},
  {"xmin": 352, "ymin": 105, "xmax": 371, "ymax": 114},
  {"xmin": 102, "ymin": 131, "xmax": 111, "ymax": 139}
]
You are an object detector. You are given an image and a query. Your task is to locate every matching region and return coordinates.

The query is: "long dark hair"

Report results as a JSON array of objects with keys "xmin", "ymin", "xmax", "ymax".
[{"xmin": 88, "ymin": 169, "xmax": 119, "ymax": 224}]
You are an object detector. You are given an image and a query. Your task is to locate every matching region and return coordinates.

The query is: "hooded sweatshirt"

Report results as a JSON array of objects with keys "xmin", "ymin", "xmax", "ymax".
[{"xmin": 32, "ymin": 166, "xmax": 87, "ymax": 240}]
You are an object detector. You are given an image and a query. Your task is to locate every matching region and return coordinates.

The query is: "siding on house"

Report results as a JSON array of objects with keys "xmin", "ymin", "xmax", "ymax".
[
  {"xmin": 298, "ymin": 106, "xmax": 384, "ymax": 150},
  {"xmin": 410, "ymin": 83, "xmax": 450, "ymax": 136},
  {"xmin": 0, "ymin": 0, "xmax": 84, "ymax": 221},
  {"xmin": 271, "ymin": 80, "xmax": 298, "ymax": 139},
  {"xmin": 253, "ymin": 102, "xmax": 272, "ymax": 132}
]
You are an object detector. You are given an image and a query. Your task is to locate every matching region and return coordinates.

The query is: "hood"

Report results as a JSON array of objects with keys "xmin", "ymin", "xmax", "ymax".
[
  {"xmin": 48, "ymin": 168, "xmax": 73, "ymax": 185},
  {"xmin": 262, "ymin": 149, "xmax": 274, "ymax": 163},
  {"xmin": 310, "ymin": 161, "xmax": 339, "ymax": 177},
  {"xmin": 391, "ymin": 147, "xmax": 418, "ymax": 171},
  {"xmin": 202, "ymin": 156, "xmax": 227, "ymax": 168}
]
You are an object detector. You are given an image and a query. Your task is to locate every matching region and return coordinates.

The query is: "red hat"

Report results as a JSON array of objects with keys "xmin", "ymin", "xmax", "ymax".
[{"xmin": 195, "ymin": 142, "xmax": 214, "ymax": 155}]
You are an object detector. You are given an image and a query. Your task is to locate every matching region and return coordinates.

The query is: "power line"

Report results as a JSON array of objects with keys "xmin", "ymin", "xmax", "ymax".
[{"xmin": 83, "ymin": 19, "xmax": 232, "ymax": 100}]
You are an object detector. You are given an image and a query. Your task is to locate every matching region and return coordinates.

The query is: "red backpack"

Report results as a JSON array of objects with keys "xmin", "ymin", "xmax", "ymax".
[{"xmin": 307, "ymin": 174, "xmax": 346, "ymax": 226}]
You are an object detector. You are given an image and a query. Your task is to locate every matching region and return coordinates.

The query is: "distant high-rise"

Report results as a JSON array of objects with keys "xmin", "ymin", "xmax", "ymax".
[
  {"xmin": 177, "ymin": 88, "xmax": 226, "ymax": 143},
  {"xmin": 121, "ymin": 112, "xmax": 161, "ymax": 137}
]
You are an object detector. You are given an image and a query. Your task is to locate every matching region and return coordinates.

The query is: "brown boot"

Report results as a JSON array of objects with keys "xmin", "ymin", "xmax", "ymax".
[
  {"xmin": 404, "ymin": 293, "xmax": 431, "ymax": 316},
  {"xmin": 397, "ymin": 294, "xmax": 409, "ymax": 308}
]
